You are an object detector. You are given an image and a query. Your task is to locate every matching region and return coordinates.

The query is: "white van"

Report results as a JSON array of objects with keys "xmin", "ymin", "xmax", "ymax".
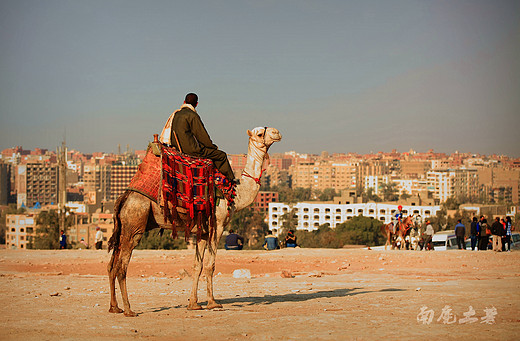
[{"xmin": 431, "ymin": 230, "xmax": 458, "ymax": 251}]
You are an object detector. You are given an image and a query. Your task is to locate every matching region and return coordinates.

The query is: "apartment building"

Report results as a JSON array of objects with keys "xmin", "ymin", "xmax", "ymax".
[
  {"xmin": 292, "ymin": 161, "xmax": 357, "ymax": 190},
  {"xmin": 268, "ymin": 202, "xmax": 441, "ymax": 231},
  {"xmin": 5, "ymin": 214, "xmax": 36, "ymax": 249},
  {"xmin": 252, "ymin": 191, "xmax": 279, "ymax": 212},
  {"xmin": 427, "ymin": 168, "xmax": 479, "ymax": 202},
  {"xmin": 16, "ymin": 162, "xmax": 59, "ymax": 208}
]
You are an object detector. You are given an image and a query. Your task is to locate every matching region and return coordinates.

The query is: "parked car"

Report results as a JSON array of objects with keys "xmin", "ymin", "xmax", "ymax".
[{"xmin": 431, "ymin": 230, "xmax": 458, "ymax": 251}]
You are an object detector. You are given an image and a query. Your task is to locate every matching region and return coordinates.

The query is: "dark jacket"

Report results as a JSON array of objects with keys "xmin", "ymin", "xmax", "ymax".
[
  {"xmin": 491, "ymin": 221, "xmax": 503, "ymax": 236},
  {"xmin": 455, "ymin": 223, "xmax": 465, "ymax": 237},
  {"xmin": 470, "ymin": 222, "xmax": 478, "ymax": 236},
  {"xmin": 170, "ymin": 106, "xmax": 218, "ymax": 156},
  {"xmin": 225, "ymin": 233, "xmax": 244, "ymax": 247}
]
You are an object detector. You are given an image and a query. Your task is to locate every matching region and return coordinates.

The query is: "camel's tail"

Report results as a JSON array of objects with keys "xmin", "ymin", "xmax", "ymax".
[{"xmin": 108, "ymin": 190, "xmax": 131, "ymax": 254}]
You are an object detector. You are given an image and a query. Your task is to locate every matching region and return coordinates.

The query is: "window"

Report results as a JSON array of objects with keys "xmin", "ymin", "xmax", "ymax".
[
  {"xmin": 336, "ymin": 208, "xmax": 341, "ymax": 213},
  {"xmin": 380, "ymin": 210, "xmax": 386, "ymax": 214},
  {"xmin": 314, "ymin": 215, "xmax": 319, "ymax": 220},
  {"xmin": 303, "ymin": 222, "xmax": 309, "ymax": 227},
  {"xmin": 303, "ymin": 215, "xmax": 309, "ymax": 220},
  {"xmin": 413, "ymin": 210, "xmax": 419, "ymax": 215},
  {"xmin": 358, "ymin": 209, "xmax": 363, "ymax": 214},
  {"xmin": 20, "ymin": 228, "xmax": 25, "ymax": 232},
  {"xmin": 314, "ymin": 222, "xmax": 320, "ymax": 227},
  {"xmin": 11, "ymin": 228, "xmax": 15, "ymax": 232},
  {"xmin": 325, "ymin": 208, "xmax": 330, "ymax": 213},
  {"xmin": 303, "ymin": 208, "xmax": 309, "ymax": 213},
  {"xmin": 336, "ymin": 216, "xmax": 341, "ymax": 221},
  {"xmin": 314, "ymin": 208, "xmax": 320, "ymax": 213},
  {"xmin": 425, "ymin": 210, "xmax": 431, "ymax": 215},
  {"xmin": 369, "ymin": 209, "xmax": 374, "ymax": 214},
  {"xmin": 26, "ymin": 227, "xmax": 33, "ymax": 233},
  {"xmin": 325, "ymin": 215, "xmax": 331, "ymax": 220},
  {"xmin": 380, "ymin": 217, "xmax": 385, "ymax": 221}
]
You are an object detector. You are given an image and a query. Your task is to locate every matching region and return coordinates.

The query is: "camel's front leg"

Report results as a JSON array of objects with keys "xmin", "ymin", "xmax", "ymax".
[
  {"xmin": 205, "ymin": 229, "xmax": 224, "ymax": 309},
  {"xmin": 188, "ymin": 238, "xmax": 207, "ymax": 310}
]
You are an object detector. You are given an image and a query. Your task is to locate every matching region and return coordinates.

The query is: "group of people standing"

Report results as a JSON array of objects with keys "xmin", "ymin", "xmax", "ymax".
[
  {"xmin": 468, "ymin": 216, "xmax": 514, "ymax": 252},
  {"xmin": 224, "ymin": 229, "xmax": 298, "ymax": 251}
]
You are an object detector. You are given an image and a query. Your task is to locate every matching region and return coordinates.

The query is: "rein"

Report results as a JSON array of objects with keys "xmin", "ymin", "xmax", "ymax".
[{"xmin": 242, "ymin": 127, "xmax": 270, "ymax": 185}]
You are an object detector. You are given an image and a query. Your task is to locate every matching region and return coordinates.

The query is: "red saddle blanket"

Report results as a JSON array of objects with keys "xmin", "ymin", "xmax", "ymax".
[{"xmin": 127, "ymin": 144, "xmax": 236, "ymax": 240}]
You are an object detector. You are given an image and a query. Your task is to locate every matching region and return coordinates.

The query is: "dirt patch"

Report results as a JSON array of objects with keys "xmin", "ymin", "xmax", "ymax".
[{"xmin": 1, "ymin": 248, "xmax": 519, "ymax": 340}]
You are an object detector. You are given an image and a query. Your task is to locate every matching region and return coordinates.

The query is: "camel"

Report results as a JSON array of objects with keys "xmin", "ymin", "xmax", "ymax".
[
  {"xmin": 107, "ymin": 127, "xmax": 282, "ymax": 316},
  {"xmin": 381, "ymin": 215, "xmax": 414, "ymax": 250}
]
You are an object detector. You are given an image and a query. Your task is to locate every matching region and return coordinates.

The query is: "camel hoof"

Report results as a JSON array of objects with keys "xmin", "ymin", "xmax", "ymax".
[
  {"xmin": 124, "ymin": 310, "xmax": 138, "ymax": 317},
  {"xmin": 207, "ymin": 302, "xmax": 223, "ymax": 310},
  {"xmin": 109, "ymin": 306, "xmax": 124, "ymax": 314},
  {"xmin": 187, "ymin": 304, "xmax": 203, "ymax": 310}
]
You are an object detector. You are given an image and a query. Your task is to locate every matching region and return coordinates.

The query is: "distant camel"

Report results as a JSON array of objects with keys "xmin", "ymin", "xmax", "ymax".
[
  {"xmin": 381, "ymin": 215, "xmax": 414, "ymax": 250},
  {"xmin": 107, "ymin": 127, "xmax": 282, "ymax": 316}
]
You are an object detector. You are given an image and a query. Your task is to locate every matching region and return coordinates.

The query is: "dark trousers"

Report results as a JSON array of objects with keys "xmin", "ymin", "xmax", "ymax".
[
  {"xmin": 225, "ymin": 244, "xmax": 243, "ymax": 250},
  {"xmin": 478, "ymin": 236, "xmax": 489, "ymax": 250},
  {"xmin": 198, "ymin": 147, "xmax": 235, "ymax": 181},
  {"xmin": 470, "ymin": 236, "xmax": 477, "ymax": 250},
  {"xmin": 503, "ymin": 236, "xmax": 511, "ymax": 251},
  {"xmin": 95, "ymin": 241, "xmax": 103, "ymax": 250},
  {"xmin": 456, "ymin": 236, "xmax": 466, "ymax": 249}
]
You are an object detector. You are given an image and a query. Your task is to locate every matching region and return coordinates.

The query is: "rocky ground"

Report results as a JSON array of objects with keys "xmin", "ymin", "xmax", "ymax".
[{"xmin": 1, "ymin": 248, "xmax": 519, "ymax": 340}]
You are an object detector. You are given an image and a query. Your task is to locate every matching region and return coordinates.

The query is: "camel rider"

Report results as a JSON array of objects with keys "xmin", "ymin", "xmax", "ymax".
[
  {"xmin": 159, "ymin": 93, "xmax": 237, "ymax": 184},
  {"xmin": 394, "ymin": 205, "xmax": 404, "ymax": 234}
]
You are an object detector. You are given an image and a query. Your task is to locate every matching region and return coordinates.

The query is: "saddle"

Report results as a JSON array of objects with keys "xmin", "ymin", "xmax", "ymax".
[{"xmin": 127, "ymin": 140, "xmax": 236, "ymax": 241}]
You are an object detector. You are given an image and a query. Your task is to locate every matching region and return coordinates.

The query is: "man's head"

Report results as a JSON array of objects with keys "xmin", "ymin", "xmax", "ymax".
[
  {"xmin": 457, "ymin": 219, "xmax": 461, "ymax": 224},
  {"xmin": 96, "ymin": 226, "xmax": 100, "ymax": 231},
  {"xmin": 495, "ymin": 217, "xmax": 500, "ymax": 222},
  {"xmin": 229, "ymin": 229, "xmax": 234, "ymax": 234},
  {"xmin": 185, "ymin": 93, "xmax": 198, "ymax": 107}
]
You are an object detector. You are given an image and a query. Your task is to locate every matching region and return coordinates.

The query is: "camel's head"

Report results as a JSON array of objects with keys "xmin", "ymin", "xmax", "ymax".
[{"xmin": 247, "ymin": 127, "xmax": 282, "ymax": 149}]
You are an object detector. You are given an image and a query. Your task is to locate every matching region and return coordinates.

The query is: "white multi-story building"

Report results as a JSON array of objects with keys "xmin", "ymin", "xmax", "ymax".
[
  {"xmin": 364, "ymin": 175, "xmax": 389, "ymax": 195},
  {"xmin": 268, "ymin": 202, "xmax": 441, "ymax": 232}
]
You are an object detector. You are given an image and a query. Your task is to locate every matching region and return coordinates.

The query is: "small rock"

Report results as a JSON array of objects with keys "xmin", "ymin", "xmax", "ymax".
[
  {"xmin": 50, "ymin": 292, "xmax": 61, "ymax": 297},
  {"xmin": 64, "ymin": 287, "xmax": 71, "ymax": 290},
  {"xmin": 233, "ymin": 269, "xmax": 251, "ymax": 279},
  {"xmin": 415, "ymin": 287, "xmax": 421, "ymax": 291},
  {"xmin": 281, "ymin": 270, "xmax": 293, "ymax": 278}
]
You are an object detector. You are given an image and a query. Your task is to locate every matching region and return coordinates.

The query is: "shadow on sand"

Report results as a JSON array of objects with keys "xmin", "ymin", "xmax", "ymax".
[{"xmin": 142, "ymin": 287, "xmax": 407, "ymax": 314}]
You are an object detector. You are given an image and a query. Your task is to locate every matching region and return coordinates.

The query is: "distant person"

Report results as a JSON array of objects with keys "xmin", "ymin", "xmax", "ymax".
[
  {"xmin": 455, "ymin": 219, "xmax": 466, "ymax": 250},
  {"xmin": 500, "ymin": 218, "xmax": 507, "ymax": 251},
  {"xmin": 263, "ymin": 230, "xmax": 279, "ymax": 251},
  {"xmin": 59, "ymin": 230, "xmax": 67, "ymax": 249},
  {"xmin": 504, "ymin": 217, "xmax": 513, "ymax": 252},
  {"xmin": 423, "ymin": 220, "xmax": 434, "ymax": 251},
  {"xmin": 470, "ymin": 217, "xmax": 478, "ymax": 251},
  {"xmin": 284, "ymin": 230, "xmax": 297, "ymax": 248},
  {"xmin": 79, "ymin": 238, "xmax": 89, "ymax": 249},
  {"xmin": 225, "ymin": 229, "xmax": 244, "ymax": 250},
  {"xmin": 478, "ymin": 217, "xmax": 490, "ymax": 251},
  {"xmin": 490, "ymin": 217, "xmax": 503, "ymax": 252},
  {"xmin": 95, "ymin": 227, "xmax": 104, "ymax": 250}
]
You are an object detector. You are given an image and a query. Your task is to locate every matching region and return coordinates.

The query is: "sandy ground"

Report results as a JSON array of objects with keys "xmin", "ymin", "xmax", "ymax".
[{"xmin": 1, "ymin": 247, "xmax": 519, "ymax": 340}]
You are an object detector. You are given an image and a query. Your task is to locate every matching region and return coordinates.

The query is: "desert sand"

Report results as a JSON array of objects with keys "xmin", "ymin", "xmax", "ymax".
[{"xmin": 1, "ymin": 247, "xmax": 519, "ymax": 340}]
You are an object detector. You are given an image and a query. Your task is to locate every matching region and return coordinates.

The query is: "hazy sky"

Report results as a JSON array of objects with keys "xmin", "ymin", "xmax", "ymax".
[{"xmin": 1, "ymin": 0, "xmax": 519, "ymax": 156}]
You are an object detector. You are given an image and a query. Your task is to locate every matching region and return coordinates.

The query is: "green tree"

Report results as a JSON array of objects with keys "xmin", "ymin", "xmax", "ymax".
[
  {"xmin": 335, "ymin": 215, "xmax": 386, "ymax": 246},
  {"xmin": 381, "ymin": 182, "xmax": 399, "ymax": 202},
  {"xmin": 400, "ymin": 190, "xmax": 411, "ymax": 200},
  {"xmin": 364, "ymin": 188, "xmax": 382, "ymax": 202},
  {"xmin": 316, "ymin": 188, "xmax": 337, "ymax": 201},
  {"xmin": 33, "ymin": 210, "xmax": 74, "ymax": 249},
  {"xmin": 136, "ymin": 230, "xmax": 187, "ymax": 250}
]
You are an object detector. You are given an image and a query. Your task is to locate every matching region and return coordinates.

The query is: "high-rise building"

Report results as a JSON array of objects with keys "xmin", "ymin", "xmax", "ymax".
[
  {"xmin": 0, "ymin": 161, "xmax": 10, "ymax": 205},
  {"xmin": 16, "ymin": 162, "xmax": 58, "ymax": 208}
]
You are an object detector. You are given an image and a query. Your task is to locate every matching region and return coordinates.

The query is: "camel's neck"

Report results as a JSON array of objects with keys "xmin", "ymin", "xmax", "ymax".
[{"xmin": 233, "ymin": 140, "xmax": 267, "ymax": 211}]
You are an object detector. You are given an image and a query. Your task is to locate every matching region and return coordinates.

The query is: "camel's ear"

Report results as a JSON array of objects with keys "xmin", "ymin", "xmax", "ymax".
[{"xmin": 247, "ymin": 130, "xmax": 253, "ymax": 137}]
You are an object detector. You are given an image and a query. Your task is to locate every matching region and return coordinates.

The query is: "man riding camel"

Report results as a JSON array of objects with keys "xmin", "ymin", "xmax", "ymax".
[
  {"xmin": 393, "ymin": 205, "xmax": 404, "ymax": 234},
  {"xmin": 159, "ymin": 93, "xmax": 237, "ymax": 184}
]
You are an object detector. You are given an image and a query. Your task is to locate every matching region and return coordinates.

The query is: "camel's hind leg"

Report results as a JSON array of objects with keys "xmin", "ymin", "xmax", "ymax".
[
  {"xmin": 108, "ymin": 249, "xmax": 124, "ymax": 313},
  {"xmin": 117, "ymin": 233, "xmax": 144, "ymax": 317}
]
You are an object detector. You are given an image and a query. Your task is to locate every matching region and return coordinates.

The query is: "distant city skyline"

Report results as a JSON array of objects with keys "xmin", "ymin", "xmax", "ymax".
[{"xmin": 1, "ymin": 1, "xmax": 519, "ymax": 157}]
